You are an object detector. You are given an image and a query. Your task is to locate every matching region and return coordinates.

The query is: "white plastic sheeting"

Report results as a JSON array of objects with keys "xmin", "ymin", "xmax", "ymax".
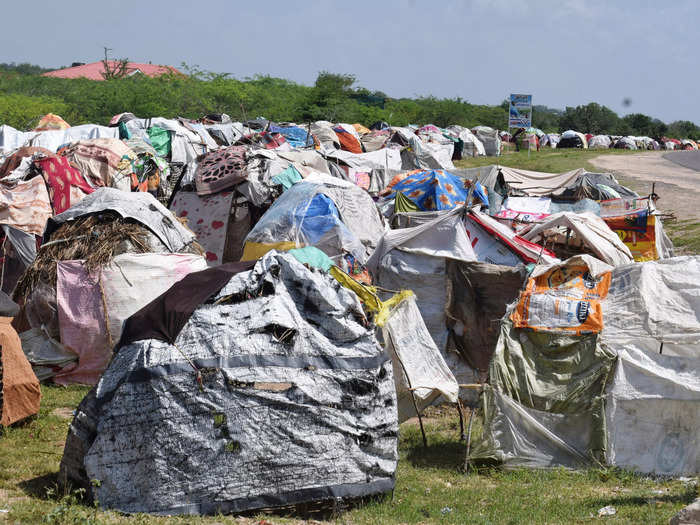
[
  {"xmin": 603, "ymin": 257, "xmax": 700, "ymax": 358},
  {"xmin": 323, "ymin": 148, "xmax": 402, "ymax": 173},
  {"xmin": 30, "ymin": 125, "xmax": 119, "ymax": 152},
  {"xmin": 368, "ymin": 208, "xmax": 478, "ymax": 388},
  {"xmin": 367, "ymin": 207, "xmax": 476, "ymax": 270},
  {"xmin": 382, "ymin": 294, "xmax": 459, "ymax": 422},
  {"xmin": 605, "ymin": 346, "xmax": 700, "ymax": 475}
]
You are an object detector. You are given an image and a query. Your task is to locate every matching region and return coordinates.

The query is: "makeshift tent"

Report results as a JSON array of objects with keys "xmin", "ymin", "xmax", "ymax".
[
  {"xmin": 587, "ymin": 135, "xmax": 611, "ymax": 149},
  {"xmin": 360, "ymin": 130, "xmax": 390, "ymax": 153},
  {"xmin": 15, "ymin": 189, "xmax": 204, "ymax": 384},
  {"xmin": 520, "ymin": 212, "xmax": 633, "ymax": 266},
  {"xmin": 446, "ymin": 125, "xmax": 486, "ymax": 157},
  {"xmin": 367, "ymin": 208, "xmax": 481, "ymax": 386},
  {"xmin": 323, "ymin": 149, "xmax": 402, "ymax": 194},
  {"xmin": 471, "ymin": 256, "xmax": 700, "ymax": 475},
  {"xmin": 386, "ymin": 169, "xmax": 487, "ymax": 211},
  {"xmin": 599, "ymin": 197, "xmax": 673, "ymax": 261},
  {"xmin": 60, "ymin": 138, "xmax": 137, "ymax": 192},
  {"xmin": 613, "ymin": 136, "xmax": 637, "ymax": 150},
  {"xmin": 309, "ymin": 121, "xmax": 339, "ymax": 150},
  {"xmin": 242, "ymin": 175, "xmax": 384, "ymax": 263},
  {"xmin": 553, "ymin": 171, "xmax": 638, "ymax": 201},
  {"xmin": 0, "ymin": 292, "xmax": 40, "ymax": 428},
  {"xmin": 558, "ymin": 130, "xmax": 588, "ymax": 149},
  {"xmin": 60, "ymin": 252, "xmax": 398, "ymax": 515},
  {"xmin": 472, "ymin": 126, "xmax": 501, "ymax": 156},
  {"xmin": 53, "ymin": 253, "xmax": 207, "ymax": 385},
  {"xmin": 34, "ymin": 114, "xmax": 70, "ymax": 131}
]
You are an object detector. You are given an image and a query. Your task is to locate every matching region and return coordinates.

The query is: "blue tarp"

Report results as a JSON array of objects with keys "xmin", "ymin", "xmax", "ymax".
[
  {"xmin": 295, "ymin": 193, "xmax": 343, "ymax": 244},
  {"xmin": 389, "ymin": 169, "xmax": 489, "ymax": 211},
  {"xmin": 269, "ymin": 126, "xmax": 311, "ymax": 148}
]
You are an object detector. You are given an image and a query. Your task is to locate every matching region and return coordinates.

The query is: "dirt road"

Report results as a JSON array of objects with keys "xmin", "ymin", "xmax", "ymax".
[{"xmin": 590, "ymin": 151, "xmax": 700, "ymax": 221}]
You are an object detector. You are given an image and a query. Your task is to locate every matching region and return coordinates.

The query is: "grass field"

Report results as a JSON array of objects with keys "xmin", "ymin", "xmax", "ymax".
[
  {"xmin": 0, "ymin": 387, "xmax": 696, "ymax": 524},
  {"xmin": 454, "ymin": 147, "xmax": 637, "ymax": 173},
  {"xmin": 1, "ymin": 148, "xmax": 697, "ymax": 524}
]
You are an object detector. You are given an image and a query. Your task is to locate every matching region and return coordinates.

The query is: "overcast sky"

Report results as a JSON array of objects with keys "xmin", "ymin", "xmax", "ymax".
[{"xmin": 2, "ymin": 0, "xmax": 696, "ymax": 124}]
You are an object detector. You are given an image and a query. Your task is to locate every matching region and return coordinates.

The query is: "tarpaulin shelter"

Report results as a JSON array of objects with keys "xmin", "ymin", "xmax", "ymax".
[
  {"xmin": 446, "ymin": 126, "xmax": 486, "ymax": 157},
  {"xmin": 60, "ymin": 252, "xmax": 398, "ymax": 515},
  {"xmin": 369, "ymin": 207, "xmax": 545, "ymax": 386},
  {"xmin": 471, "ymin": 126, "xmax": 501, "ymax": 156},
  {"xmin": 15, "ymin": 188, "xmax": 205, "ymax": 384},
  {"xmin": 310, "ymin": 121, "xmax": 339, "ymax": 150},
  {"xmin": 242, "ymin": 175, "xmax": 384, "ymax": 264},
  {"xmin": 557, "ymin": 130, "xmax": 588, "ymax": 149},
  {"xmin": 599, "ymin": 196, "xmax": 674, "ymax": 261},
  {"xmin": 520, "ymin": 212, "xmax": 633, "ymax": 266},
  {"xmin": 333, "ymin": 126, "xmax": 363, "ymax": 154},
  {"xmin": 0, "ymin": 292, "xmax": 40, "ymax": 428},
  {"xmin": 367, "ymin": 208, "xmax": 481, "ymax": 386},
  {"xmin": 34, "ymin": 114, "xmax": 70, "ymax": 131},
  {"xmin": 613, "ymin": 136, "xmax": 637, "ymax": 150},
  {"xmin": 471, "ymin": 255, "xmax": 700, "ymax": 475},
  {"xmin": 323, "ymin": 149, "xmax": 402, "ymax": 194},
  {"xmin": 360, "ymin": 130, "xmax": 390, "ymax": 153},
  {"xmin": 587, "ymin": 135, "xmax": 611, "ymax": 149},
  {"xmin": 386, "ymin": 169, "xmax": 487, "ymax": 212}
]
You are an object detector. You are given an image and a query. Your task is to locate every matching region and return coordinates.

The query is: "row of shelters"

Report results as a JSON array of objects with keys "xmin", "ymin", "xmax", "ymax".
[{"xmin": 0, "ymin": 112, "xmax": 695, "ymax": 517}]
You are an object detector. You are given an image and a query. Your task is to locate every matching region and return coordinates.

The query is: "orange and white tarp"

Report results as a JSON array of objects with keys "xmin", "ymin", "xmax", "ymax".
[{"xmin": 511, "ymin": 258, "xmax": 612, "ymax": 335}]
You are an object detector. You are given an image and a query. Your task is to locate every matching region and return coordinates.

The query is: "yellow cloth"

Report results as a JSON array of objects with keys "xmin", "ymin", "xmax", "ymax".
[
  {"xmin": 329, "ymin": 266, "xmax": 414, "ymax": 326},
  {"xmin": 240, "ymin": 241, "xmax": 298, "ymax": 261}
]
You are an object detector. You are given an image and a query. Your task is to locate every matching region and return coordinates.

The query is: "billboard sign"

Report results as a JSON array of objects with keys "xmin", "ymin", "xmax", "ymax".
[{"xmin": 509, "ymin": 94, "xmax": 532, "ymax": 128}]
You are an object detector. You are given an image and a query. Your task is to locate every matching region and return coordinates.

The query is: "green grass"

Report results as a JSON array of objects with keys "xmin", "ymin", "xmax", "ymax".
[
  {"xmin": 454, "ymin": 147, "xmax": 638, "ymax": 174},
  {"xmin": 665, "ymin": 220, "xmax": 700, "ymax": 255},
  {"xmin": 1, "ymin": 389, "xmax": 695, "ymax": 524}
]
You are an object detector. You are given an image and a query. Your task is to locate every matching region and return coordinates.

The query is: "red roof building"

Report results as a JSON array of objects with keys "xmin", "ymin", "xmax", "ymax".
[{"xmin": 42, "ymin": 61, "xmax": 183, "ymax": 81}]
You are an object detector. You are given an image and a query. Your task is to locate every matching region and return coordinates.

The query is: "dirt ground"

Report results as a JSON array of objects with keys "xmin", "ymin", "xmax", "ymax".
[{"xmin": 590, "ymin": 151, "xmax": 700, "ymax": 221}]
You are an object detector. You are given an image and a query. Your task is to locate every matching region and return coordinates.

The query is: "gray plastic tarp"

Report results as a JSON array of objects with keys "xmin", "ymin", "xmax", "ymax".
[{"xmin": 60, "ymin": 252, "xmax": 398, "ymax": 515}]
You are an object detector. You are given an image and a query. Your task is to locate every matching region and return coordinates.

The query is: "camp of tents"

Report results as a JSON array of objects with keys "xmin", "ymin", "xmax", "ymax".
[{"xmin": 0, "ymin": 112, "xmax": 697, "ymax": 516}]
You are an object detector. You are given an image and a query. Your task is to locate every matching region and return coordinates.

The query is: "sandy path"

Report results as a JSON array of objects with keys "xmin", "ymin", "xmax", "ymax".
[{"xmin": 590, "ymin": 151, "xmax": 700, "ymax": 221}]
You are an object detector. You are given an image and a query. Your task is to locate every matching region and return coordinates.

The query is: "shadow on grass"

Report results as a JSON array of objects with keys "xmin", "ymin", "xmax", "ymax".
[
  {"xmin": 18, "ymin": 472, "xmax": 61, "ymax": 500},
  {"xmin": 405, "ymin": 438, "xmax": 466, "ymax": 470},
  {"xmin": 586, "ymin": 484, "xmax": 698, "ymax": 509}
]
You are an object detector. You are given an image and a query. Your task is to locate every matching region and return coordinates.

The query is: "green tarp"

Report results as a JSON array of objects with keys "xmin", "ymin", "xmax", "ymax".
[{"xmin": 147, "ymin": 126, "xmax": 171, "ymax": 158}]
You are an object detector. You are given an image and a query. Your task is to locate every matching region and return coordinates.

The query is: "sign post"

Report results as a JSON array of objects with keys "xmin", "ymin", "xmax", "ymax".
[
  {"xmin": 508, "ymin": 94, "xmax": 532, "ymax": 128},
  {"xmin": 508, "ymin": 94, "xmax": 533, "ymax": 156}
]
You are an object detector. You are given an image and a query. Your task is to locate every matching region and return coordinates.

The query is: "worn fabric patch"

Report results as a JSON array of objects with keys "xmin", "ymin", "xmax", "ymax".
[{"xmin": 170, "ymin": 191, "xmax": 234, "ymax": 265}]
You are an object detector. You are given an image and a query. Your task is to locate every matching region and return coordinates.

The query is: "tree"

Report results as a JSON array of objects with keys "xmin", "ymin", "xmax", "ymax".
[
  {"xmin": 300, "ymin": 71, "xmax": 357, "ymax": 121},
  {"xmin": 101, "ymin": 47, "xmax": 130, "ymax": 80},
  {"xmin": 559, "ymin": 103, "xmax": 619, "ymax": 134},
  {"xmin": 667, "ymin": 120, "xmax": 700, "ymax": 140}
]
